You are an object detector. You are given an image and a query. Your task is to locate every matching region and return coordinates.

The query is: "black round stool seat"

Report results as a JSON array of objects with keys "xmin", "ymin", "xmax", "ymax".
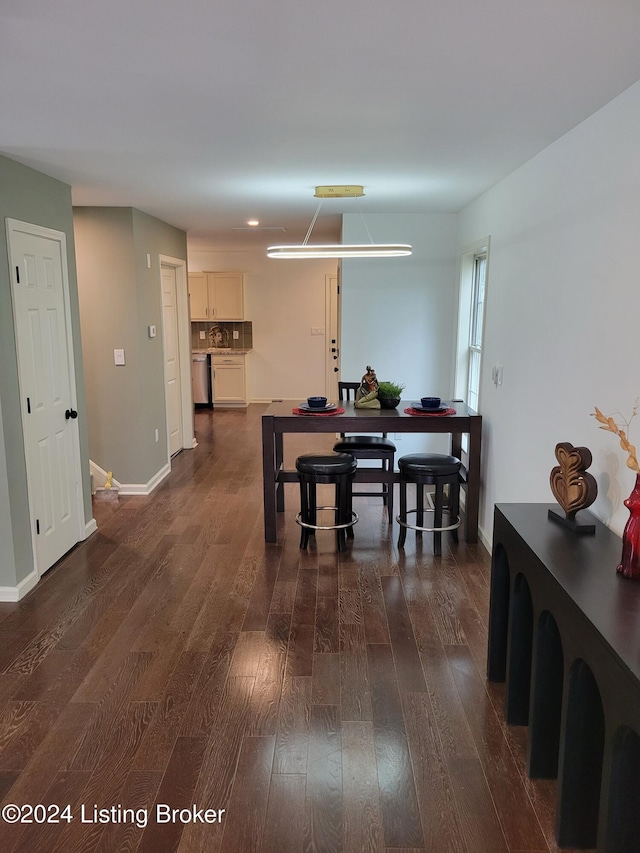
[
  {"xmin": 296, "ymin": 452, "xmax": 358, "ymax": 551},
  {"xmin": 397, "ymin": 453, "xmax": 462, "ymax": 555},
  {"xmin": 398, "ymin": 453, "xmax": 462, "ymax": 479},
  {"xmin": 296, "ymin": 452, "xmax": 357, "ymax": 477}
]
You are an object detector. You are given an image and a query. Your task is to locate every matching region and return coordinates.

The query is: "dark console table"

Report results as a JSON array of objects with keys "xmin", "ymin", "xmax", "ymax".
[{"xmin": 488, "ymin": 503, "xmax": 640, "ymax": 852}]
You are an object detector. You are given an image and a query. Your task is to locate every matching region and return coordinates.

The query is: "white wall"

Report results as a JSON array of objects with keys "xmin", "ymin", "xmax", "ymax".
[
  {"xmin": 188, "ymin": 250, "xmax": 337, "ymax": 401},
  {"xmin": 458, "ymin": 79, "xmax": 640, "ymax": 544},
  {"xmin": 340, "ymin": 213, "xmax": 459, "ymax": 456}
]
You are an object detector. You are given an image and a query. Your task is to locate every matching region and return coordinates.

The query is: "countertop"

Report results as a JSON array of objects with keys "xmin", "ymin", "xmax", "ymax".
[{"xmin": 192, "ymin": 348, "xmax": 253, "ymax": 355}]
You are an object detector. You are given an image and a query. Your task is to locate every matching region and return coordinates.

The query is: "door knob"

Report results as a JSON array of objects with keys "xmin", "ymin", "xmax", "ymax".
[{"xmin": 65, "ymin": 408, "xmax": 78, "ymax": 420}]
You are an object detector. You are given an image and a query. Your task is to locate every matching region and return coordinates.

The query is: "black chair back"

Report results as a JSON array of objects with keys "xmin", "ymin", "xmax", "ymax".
[{"xmin": 338, "ymin": 381, "xmax": 360, "ymax": 402}]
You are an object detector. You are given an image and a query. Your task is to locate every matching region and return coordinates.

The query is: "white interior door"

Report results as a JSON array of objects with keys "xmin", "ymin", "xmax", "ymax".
[
  {"xmin": 161, "ymin": 264, "xmax": 183, "ymax": 457},
  {"xmin": 7, "ymin": 219, "xmax": 83, "ymax": 575}
]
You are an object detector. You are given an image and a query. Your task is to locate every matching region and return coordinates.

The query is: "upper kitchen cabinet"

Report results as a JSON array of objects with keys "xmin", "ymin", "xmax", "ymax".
[{"xmin": 188, "ymin": 271, "xmax": 245, "ymax": 321}]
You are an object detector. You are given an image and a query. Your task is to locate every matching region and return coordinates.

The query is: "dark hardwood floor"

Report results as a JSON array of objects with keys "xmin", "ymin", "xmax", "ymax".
[{"xmin": 0, "ymin": 406, "xmax": 590, "ymax": 852}]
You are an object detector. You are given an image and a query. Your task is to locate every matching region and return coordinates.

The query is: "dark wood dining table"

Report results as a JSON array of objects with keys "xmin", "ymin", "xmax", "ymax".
[{"xmin": 261, "ymin": 400, "xmax": 482, "ymax": 543}]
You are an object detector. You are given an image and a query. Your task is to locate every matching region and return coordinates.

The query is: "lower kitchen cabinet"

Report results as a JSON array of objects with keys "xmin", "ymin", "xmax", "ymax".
[{"xmin": 212, "ymin": 354, "xmax": 247, "ymax": 406}]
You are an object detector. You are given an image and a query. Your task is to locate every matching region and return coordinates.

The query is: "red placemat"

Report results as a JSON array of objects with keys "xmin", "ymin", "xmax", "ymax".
[
  {"xmin": 404, "ymin": 406, "xmax": 456, "ymax": 417},
  {"xmin": 292, "ymin": 406, "xmax": 345, "ymax": 416}
]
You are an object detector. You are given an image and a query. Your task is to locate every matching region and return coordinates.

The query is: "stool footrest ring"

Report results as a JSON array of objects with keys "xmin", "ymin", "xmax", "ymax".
[
  {"xmin": 296, "ymin": 507, "xmax": 359, "ymax": 532},
  {"xmin": 396, "ymin": 507, "xmax": 460, "ymax": 533}
]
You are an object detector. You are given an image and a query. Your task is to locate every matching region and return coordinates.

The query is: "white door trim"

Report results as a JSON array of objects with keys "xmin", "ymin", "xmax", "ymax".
[
  {"xmin": 6, "ymin": 218, "xmax": 86, "ymax": 576},
  {"xmin": 158, "ymin": 255, "xmax": 194, "ymax": 456}
]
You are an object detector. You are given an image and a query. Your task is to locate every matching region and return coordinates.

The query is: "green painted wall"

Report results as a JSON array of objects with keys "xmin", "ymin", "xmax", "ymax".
[
  {"xmin": 0, "ymin": 153, "xmax": 92, "ymax": 588},
  {"xmin": 74, "ymin": 207, "xmax": 187, "ymax": 486}
]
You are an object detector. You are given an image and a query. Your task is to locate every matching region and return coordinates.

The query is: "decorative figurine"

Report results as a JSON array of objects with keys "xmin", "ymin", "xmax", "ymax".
[
  {"xmin": 355, "ymin": 365, "xmax": 380, "ymax": 408},
  {"xmin": 548, "ymin": 442, "xmax": 597, "ymax": 534},
  {"xmin": 95, "ymin": 470, "xmax": 119, "ymax": 502}
]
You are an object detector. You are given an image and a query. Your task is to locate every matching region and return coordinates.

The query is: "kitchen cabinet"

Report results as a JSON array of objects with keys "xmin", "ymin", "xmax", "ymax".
[
  {"xmin": 212, "ymin": 353, "xmax": 247, "ymax": 406},
  {"xmin": 188, "ymin": 273, "xmax": 208, "ymax": 320},
  {"xmin": 188, "ymin": 272, "xmax": 245, "ymax": 321}
]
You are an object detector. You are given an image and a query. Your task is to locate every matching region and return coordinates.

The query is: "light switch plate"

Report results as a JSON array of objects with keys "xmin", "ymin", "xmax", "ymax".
[
  {"xmin": 114, "ymin": 348, "xmax": 126, "ymax": 366},
  {"xmin": 148, "ymin": 324, "xmax": 156, "ymax": 338}
]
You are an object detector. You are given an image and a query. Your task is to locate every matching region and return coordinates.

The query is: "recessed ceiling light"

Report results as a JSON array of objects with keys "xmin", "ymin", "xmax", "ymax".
[{"xmin": 247, "ymin": 219, "xmax": 259, "ymax": 226}]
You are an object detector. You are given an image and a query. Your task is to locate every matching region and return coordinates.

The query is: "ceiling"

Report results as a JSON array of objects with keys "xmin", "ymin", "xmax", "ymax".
[{"xmin": 3, "ymin": 0, "xmax": 640, "ymax": 252}]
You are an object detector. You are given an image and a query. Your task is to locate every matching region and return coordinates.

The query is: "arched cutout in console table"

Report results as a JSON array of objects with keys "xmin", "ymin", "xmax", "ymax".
[
  {"xmin": 529, "ymin": 610, "xmax": 564, "ymax": 779},
  {"xmin": 506, "ymin": 573, "xmax": 533, "ymax": 725},
  {"xmin": 606, "ymin": 726, "xmax": 640, "ymax": 852},
  {"xmin": 559, "ymin": 659, "xmax": 605, "ymax": 848}
]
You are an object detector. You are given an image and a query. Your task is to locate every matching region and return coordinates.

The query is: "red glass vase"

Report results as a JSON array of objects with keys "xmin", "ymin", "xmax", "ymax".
[{"xmin": 617, "ymin": 474, "xmax": 640, "ymax": 580}]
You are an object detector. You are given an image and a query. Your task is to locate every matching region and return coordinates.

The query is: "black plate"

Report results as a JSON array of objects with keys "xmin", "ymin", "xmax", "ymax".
[
  {"xmin": 411, "ymin": 402, "xmax": 450, "ymax": 413},
  {"xmin": 298, "ymin": 402, "xmax": 337, "ymax": 412}
]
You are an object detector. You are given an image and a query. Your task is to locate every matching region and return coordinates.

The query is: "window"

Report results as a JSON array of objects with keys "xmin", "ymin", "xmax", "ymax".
[
  {"xmin": 467, "ymin": 251, "xmax": 486, "ymax": 412},
  {"xmin": 454, "ymin": 238, "xmax": 489, "ymax": 418}
]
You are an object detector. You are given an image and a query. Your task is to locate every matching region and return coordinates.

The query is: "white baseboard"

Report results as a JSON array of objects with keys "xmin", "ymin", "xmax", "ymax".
[
  {"xmin": 478, "ymin": 523, "xmax": 492, "ymax": 554},
  {"xmin": 84, "ymin": 517, "xmax": 98, "ymax": 538},
  {"xmin": 90, "ymin": 459, "xmax": 171, "ymax": 496},
  {"xmin": 0, "ymin": 569, "xmax": 39, "ymax": 602},
  {"xmin": 138, "ymin": 463, "xmax": 171, "ymax": 495}
]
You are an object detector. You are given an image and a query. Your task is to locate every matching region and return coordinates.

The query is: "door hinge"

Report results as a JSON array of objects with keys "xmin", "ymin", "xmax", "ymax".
[
  {"xmin": 16, "ymin": 266, "xmax": 20, "ymax": 284},
  {"xmin": 36, "ymin": 519, "xmax": 40, "ymax": 535},
  {"xmin": 27, "ymin": 397, "xmax": 31, "ymax": 414}
]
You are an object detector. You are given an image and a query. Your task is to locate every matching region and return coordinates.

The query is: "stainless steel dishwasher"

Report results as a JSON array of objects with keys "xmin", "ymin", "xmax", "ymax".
[{"xmin": 192, "ymin": 352, "xmax": 213, "ymax": 407}]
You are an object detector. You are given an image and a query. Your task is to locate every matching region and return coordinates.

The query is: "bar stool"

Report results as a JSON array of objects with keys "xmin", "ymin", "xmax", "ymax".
[
  {"xmin": 296, "ymin": 452, "xmax": 358, "ymax": 552},
  {"xmin": 396, "ymin": 453, "xmax": 461, "ymax": 555}
]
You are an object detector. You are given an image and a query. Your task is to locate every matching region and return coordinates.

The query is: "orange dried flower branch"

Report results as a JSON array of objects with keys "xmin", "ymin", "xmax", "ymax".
[{"xmin": 592, "ymin": 399, "xmax": 640, "ymax": 474}]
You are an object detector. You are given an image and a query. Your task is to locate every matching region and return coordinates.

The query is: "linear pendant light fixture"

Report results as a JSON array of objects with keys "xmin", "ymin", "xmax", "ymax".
[{"xmin": 266, "ymin": 186, "xmax": 412, "ymax": 259}]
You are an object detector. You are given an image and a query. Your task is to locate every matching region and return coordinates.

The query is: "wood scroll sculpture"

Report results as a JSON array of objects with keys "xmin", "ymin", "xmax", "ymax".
[{"xmin": 548, "ymin": 442, "xmax": 598, "ymax": 534}]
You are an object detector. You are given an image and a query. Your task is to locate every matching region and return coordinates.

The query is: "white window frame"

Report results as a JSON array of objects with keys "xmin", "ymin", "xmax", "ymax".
[{"xmin": 454, "ymin": 237, "xmax": 490, "ymax": 449}]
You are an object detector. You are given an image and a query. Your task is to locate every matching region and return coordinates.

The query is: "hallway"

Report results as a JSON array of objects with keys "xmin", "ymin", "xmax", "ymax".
[{"xmin": 0, "ymin": 406, "xmax": 578, "ymax": 852}]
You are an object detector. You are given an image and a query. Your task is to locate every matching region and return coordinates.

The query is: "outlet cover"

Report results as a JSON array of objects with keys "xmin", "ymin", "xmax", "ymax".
[{"xmin": 311, "ymin": 327, "xmax": 325, "ymax": 336}]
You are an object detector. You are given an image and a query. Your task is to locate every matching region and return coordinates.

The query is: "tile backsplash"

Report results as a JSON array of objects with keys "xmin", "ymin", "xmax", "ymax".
[{"xmin": 191, "ymin": 320, "xmax": 253, "ymax": 351}]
